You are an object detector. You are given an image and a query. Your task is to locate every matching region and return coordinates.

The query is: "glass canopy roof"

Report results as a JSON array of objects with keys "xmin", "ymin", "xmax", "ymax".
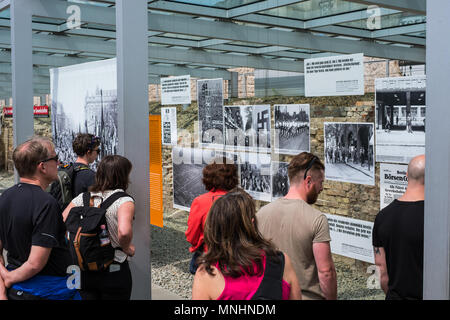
[{"xmin": 0, "ymin": 0, "xmax": 427, "ymax": 89}]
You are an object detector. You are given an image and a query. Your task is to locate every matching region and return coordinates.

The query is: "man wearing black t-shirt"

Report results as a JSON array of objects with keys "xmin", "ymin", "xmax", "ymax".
[
  {"xmin": 0, "ymin": 137, "xmax": 78, "ymax": 300},
  {"xmin": 71, "ymin": 133, "xmax": 101, "ymax": 197},
  {"xmin": 372, "ymin": 154, "xmax": 425, "ymax": 300}
]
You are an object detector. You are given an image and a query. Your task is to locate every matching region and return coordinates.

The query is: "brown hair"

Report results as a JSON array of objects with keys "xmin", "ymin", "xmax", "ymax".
[
  {"xmin": 72, "ymin": 133, "xmax": 100, "ymax": 156},
  {"xmin": 288, "ymin": 152, "xmax": 324, "ymax": 185},
  {"xmin": 13, "ymin": 136, "xmax": 53, "ymax": 178},
  {"xmin": 90, "ymin": 155, "xmax": 132, "ymax": 192},
  {"xmin": 199, "ymin": 188, "xmax": 279, "ymax": 278},
  {"xmin": 202, "ymin": 157, "xmax": 238, "ymax": 191}
]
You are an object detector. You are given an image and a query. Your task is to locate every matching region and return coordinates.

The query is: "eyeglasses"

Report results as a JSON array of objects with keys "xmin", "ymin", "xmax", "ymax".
[
  {"xmin": 39, "ymin": 154, "xmax": 59, "ymax": 164},
  {"xmin": 304, "ymin": 156, "xmax": 318, "ymax": 180}
]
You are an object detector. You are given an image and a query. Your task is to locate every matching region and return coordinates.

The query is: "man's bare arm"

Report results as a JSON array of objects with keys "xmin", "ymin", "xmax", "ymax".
[
  {"xmin": 313, "ymin": 241, "xmax": 337, "ymax": 300},
  {"xmin": 0, "ymin": 246, "xmax": 51, "ymax": 288},
  {"xmin": 0, "ymin": 240, "xmax": 7, "ymax": 300},
  {"xmin": 374, "ymin": 246, "xmax": 389, "ymax": 294}
]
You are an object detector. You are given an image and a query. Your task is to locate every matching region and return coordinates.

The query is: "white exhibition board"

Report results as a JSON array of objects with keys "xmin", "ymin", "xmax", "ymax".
[
  {"xmin": 380, "ymin": 163, "xmax": 408, "ymax": 210},
  {"xmin": 325, "ymin": 214, "xmax": 375, "ymax": 264},
  {"xmin": 161, "ymin": 75, "xmax": 191, "ymax": 105},
  {"xmin": 161, "ymin": 107, "xmax": 177, "ymax": 146},
  {"xmin": 305, "ymin": 53, "xmax": 364, "ymax": 97}
]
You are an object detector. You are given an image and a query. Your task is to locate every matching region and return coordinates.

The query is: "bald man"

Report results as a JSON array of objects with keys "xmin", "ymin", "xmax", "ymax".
[{"xmin": 372, "ymin": 154, "xmax": 425, "ymax": 300}]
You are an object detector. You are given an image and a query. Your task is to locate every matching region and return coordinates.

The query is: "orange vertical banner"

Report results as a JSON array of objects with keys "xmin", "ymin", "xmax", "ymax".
[{"xmin": 149, "ymin": 115, "xmax": 163, "ymax": 227}]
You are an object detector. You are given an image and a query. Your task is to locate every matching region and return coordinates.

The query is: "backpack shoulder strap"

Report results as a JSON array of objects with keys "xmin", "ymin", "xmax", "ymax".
[
  {"xmin": 100, "ymin": 191, "xmax": 131, "ymax": 210},
  {"xmin": 251, "ymin": 251, "xmax": 285, "ymax": 300},
  {"xmin": 82, "ymin": 192, "xmax": 91, "ymax": 207}
]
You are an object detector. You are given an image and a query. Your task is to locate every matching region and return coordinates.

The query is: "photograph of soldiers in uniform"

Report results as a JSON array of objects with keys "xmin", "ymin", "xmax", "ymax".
[
  {"xmin": 274, "ymin": 104, "xmax": 310, "ymax": 155},
  {"xmin": 271, "ymin": 161, "xmax": 290, "ymax": 200},
  {"xmin": 324, "ymin": 122, "xmax": 375, "ymax": 186},
  {"xmin": 239, "ymin": 152, "xmax": 272, "ymax": 202},
  {"xmin": 224, "ymin": 105, "xmax": 271, "ymax": 152},
  {"xmin": 197, "ymin": 78, "xmax": 224, "ymax": 148},
  {"xmin": 50, "ymin": 58, "xmax": 118, "ymax": 170},
  {"xmin": 375, "ymin": 76, "xmax": 426, "ymax": 164},
  {"xmin": 172, "ymin": 147, "xmax": 238, "ymax": 211}
]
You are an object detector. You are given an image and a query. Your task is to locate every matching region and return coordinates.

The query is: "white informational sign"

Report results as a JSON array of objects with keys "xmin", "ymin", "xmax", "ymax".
[
  {"xmin": 161, "ymin": 107, "xmax": 177, "ymax": 146},
  {"xmin": 161, "ymin": 75, "xmax": 191, "ymax": 105},
  {"xmin": 380, "ymin": 163, "xmax": 408, "ymax": 210},
  {"xmin": 305, "ymin": 53, "xmax": 364, "ymax": 97},
  {"xmin": 325, "ymin": 214, "xmax": 375, "ymax": 263},
  {"xmin": 375, "ymin": 75, "xmax": 426, "ymax": 164}
]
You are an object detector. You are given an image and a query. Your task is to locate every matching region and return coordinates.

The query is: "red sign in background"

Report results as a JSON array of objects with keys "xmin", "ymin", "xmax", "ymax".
[{"xmin": 2, "ymin": 105, "xmax": 49, "ymax": 117}]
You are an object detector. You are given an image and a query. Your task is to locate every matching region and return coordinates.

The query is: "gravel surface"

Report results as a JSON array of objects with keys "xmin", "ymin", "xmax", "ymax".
[{"xmin": 151, "ymin": 209, "xmax": 385, "ymax": 300}]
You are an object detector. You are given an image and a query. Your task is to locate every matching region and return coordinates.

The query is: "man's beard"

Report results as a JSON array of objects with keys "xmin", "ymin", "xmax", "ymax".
[{"xmin": 306, "ymin": 187, "xmax": 319, "ymax": 205}]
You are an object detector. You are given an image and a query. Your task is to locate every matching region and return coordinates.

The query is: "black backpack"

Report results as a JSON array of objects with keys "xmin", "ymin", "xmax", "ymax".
[
  {"xmin": 64, "ymin": 191, "xmax": 130, "ymax": 272},
  {"xmin": 251, "ymin": 251, "xmax": 285, "ymax": 300},
  {"xmin": 48, "ymin": 163, "xmax": 90, "ymax": 212}
]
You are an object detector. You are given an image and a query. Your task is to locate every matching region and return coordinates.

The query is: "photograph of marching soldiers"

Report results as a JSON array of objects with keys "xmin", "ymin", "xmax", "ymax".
[
  {"xmin": 50, "ymin": 59, "xmax": 118, "ymax": 170},
  {"xmin": 271, "ymin": 161, "xmax": 290, "ymax": 200},
  {"xmin": 375, "ymin": 76, "xmax": 426, "ymax": 164},
  {"xmin": 224, "ymin": 105, "xmax": 271, "ymax": 152},
  {"xmin": 239, "ymin": 152, "xmax": 272, "ymax": 202},
  {"xmin": 324, "ymin": 122, "xmax": 375, "ymax": 186},
  {"xmin": 274, "ymin": 104, "xmax": 310, "ymax": 155},
  {"xmin": 172, "ymin": 147, "xmax": 238, "ymax": 211},
  {"xmin": 197, "ymin": 78, "xmax": 224, "ymax": 147}
]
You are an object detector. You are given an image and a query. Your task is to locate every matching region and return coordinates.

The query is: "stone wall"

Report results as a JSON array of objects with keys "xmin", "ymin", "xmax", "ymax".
[{"xmin": 0, "ymin": 117, "xmax": 52, "ymax": 171}]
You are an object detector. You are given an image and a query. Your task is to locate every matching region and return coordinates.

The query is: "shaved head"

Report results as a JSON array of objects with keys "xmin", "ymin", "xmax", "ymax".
[{"xmin": 407, "ymin": 154, "xmax": 425, "ymax": 185}]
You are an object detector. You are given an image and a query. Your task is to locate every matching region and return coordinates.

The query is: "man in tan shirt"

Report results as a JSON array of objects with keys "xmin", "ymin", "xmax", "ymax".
[{"xmin": 257, "ymin": 152, "xmax": 337, "ymax": 300}]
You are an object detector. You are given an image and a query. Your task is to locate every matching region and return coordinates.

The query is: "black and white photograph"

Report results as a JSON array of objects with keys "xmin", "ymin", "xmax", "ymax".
[
  {"xmin": 197, "ymin": 78, "xmax": 224, "ymax": 148},
  {"xmin": 50, "ymin": 58, "xmax": 118, "ymax": 169},
  {"xmin": 271, "ymin": 161, "xmax": 290, "ymax": 200},
  {"xmin": 172, "ymin": 147, "xmax": 238, "ymax": 211},
  {"xmin": 324, "ymin": 122, "xmax": 375, "ymax": 186},
  {"xmin": 224, "ymin": 105, "xmax": 271, "ymax": 152},
  {"xmin": 274, "ymin": 104, "xmax": 310, "ymax": 155},
  {"xmin": 239, "ymin": 152, "xmax": 272, "ymax": 202},
  {"xmin": 375, "ymin": 76, "xmax": 426, "ymax": 164}
]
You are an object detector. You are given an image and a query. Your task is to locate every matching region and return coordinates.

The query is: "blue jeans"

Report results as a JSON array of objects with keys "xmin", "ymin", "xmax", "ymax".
[{"xmin": 189, "ymin": 251, "xmax": 202, "ymax": 275}]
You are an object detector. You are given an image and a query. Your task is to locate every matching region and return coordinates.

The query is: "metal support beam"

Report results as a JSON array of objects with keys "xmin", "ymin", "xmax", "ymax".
[
  {"xmin": 423, "ymin": 0, "xmax": 450, "ymax": 300},
  {"xmin": 116, "ymin": 0, "xmax": 150, "ymax": 300},
  {"xmin": 11, "ymin": 0, "xmax": 33, "ymax": 149},
  {"xmin": 345, "ymin": 0, "xmax": 426, "ymax": 14},
  {"xmin": 227, "ymin": 0, "xmax": 307, "ymax": 18}
]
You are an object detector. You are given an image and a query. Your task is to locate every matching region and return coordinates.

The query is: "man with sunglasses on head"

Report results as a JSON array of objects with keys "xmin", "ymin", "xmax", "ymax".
[
  {"xmin": 71, "ymin": 133, "xmax": 101, "ymax": 197},
  {"xmin": 257, "ymin": 152, "xmax": 337, "ymax": 300},
  {"xmin": 0, "ymin": 137, "xmax": 79, "ymax": 300}
]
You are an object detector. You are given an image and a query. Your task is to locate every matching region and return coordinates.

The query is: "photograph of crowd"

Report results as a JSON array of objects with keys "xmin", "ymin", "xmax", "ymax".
[
  {"xmin": 271, "ymin": 161, "xmax": 290, "ymax": 200},
  {"xmin": 50, "ymin": 58, "xmax": 118, "ymax": 170},
  {"xmin": 224, "ymin": 105, "xmax": 271, "ymax": 152},
  {"xmin": 239, "ymin": 152, "xmax": 272, "ymax": 202},
  {"xmin": 172, "ymin": 147, "xmax": 238, "ymax": 211},
  {"xmin": 197, "ymin": 78, "xmax": 224, "ymax": 148},
  {"xmin": 324, "ymin": 122, "xmax": 375, "ymax": 186},
  {"xmin": 274, "ymin": 104, "xmax": 310, "ymax": 155},
  {"xmin": 375, "ymin": 76, "xmax": 426, "ymax": 164}
]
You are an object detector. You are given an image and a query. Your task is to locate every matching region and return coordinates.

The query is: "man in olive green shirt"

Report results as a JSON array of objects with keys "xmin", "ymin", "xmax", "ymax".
[{"xmin": 257, "ymin": 152, "xmax": 337, "ymax": 300}]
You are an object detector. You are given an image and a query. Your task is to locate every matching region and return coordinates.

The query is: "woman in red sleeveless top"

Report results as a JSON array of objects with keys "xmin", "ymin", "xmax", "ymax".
[{"xmin": 192, "ymin": 189, "xmax": 301, "ymax": 300}]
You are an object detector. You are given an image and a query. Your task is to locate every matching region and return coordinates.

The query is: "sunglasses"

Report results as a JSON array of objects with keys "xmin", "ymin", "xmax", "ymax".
[
  {"xmin": 39, "ymin": 154, "xmax": 59, "ymax": 164},
  {"xmin": 304, "ymin": 156, "xmax": 318, "ymax": 180}
]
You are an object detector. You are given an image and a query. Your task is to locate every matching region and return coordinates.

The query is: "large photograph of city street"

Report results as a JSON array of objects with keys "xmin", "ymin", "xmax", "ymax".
[
  {"xmin": 274, "ymin": 104, "xmax": 310, "ymax": 155},
  {"xmin": 375, "ymin": 76, "xmax": 426, "ymax": 164},
  {"xmin": 50, "ymin": 58, "xmax": 118, "ymax": 170},
  {"xmin": 224, "ymin": 105, "xmax": 271, "ymax": 152},
  {"xmin": 324, "ymin": 122, "xmax": 375, "ymax": 186}
]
